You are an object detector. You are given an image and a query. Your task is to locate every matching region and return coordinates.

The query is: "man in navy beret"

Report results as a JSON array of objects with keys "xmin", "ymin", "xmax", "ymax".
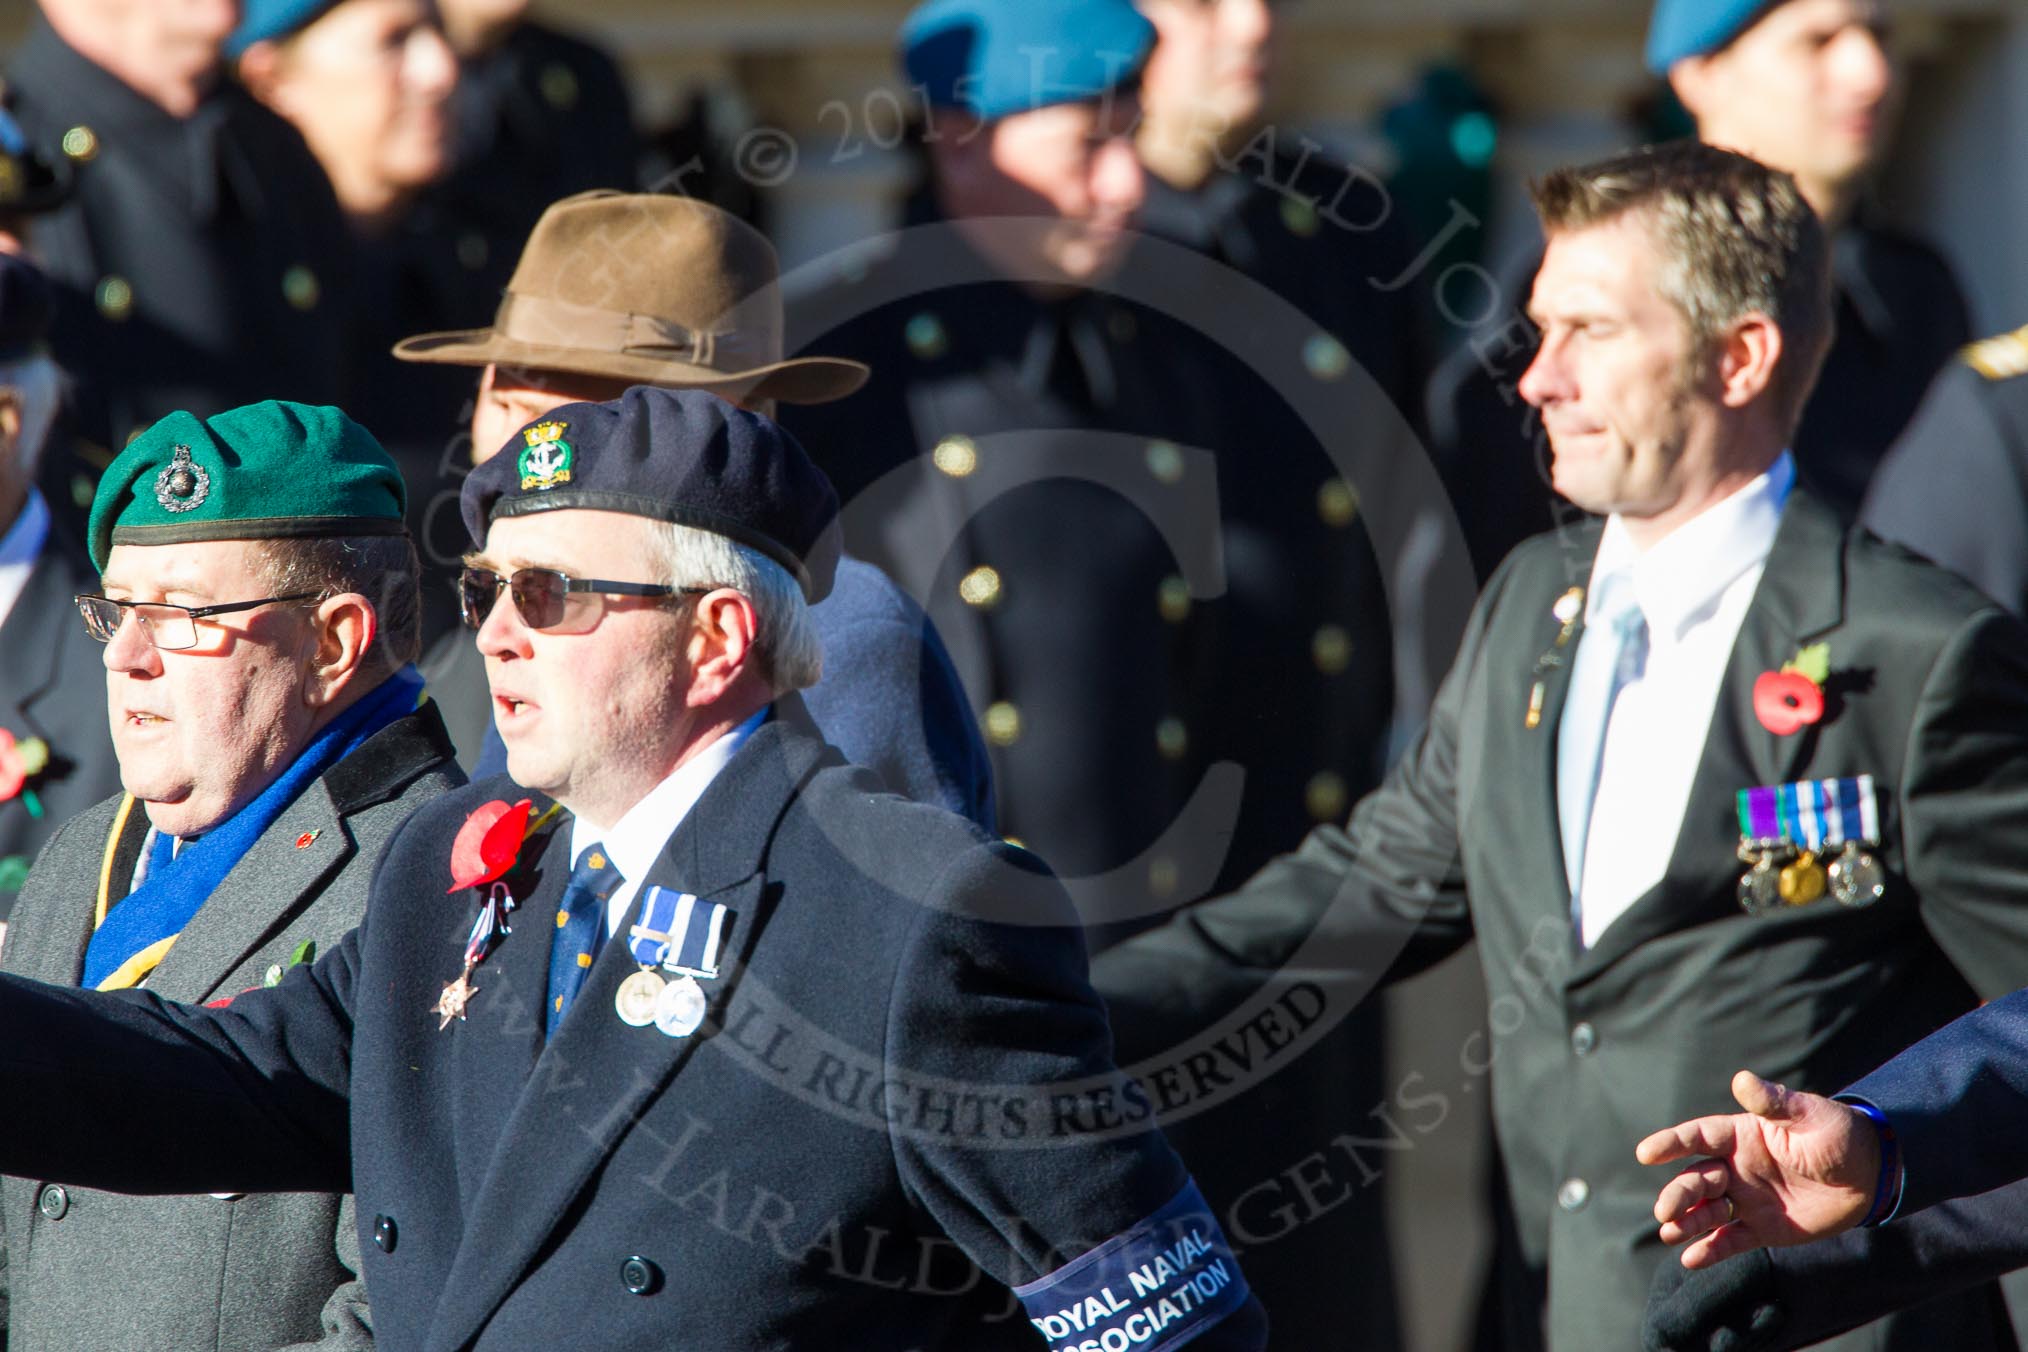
[{"xmin": 0, "ymin": 385, "xmax": 1268, "ymax": 1351}]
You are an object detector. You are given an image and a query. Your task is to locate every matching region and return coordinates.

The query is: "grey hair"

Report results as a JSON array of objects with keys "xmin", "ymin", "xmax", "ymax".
[
  {"xmin": 1531, "ymin": 139, "xmax": 1834, "ymax": 433},
  {"xmin": 648, "ymin": 521, "xmax": 823, "ymax": 695},
  {"xmin": 251, "ymin": 533, "xmax": 424, "ymax": 674},
  {"xmin": 0, "ymin": 354, "xmax": 62, "ymax": 478}
]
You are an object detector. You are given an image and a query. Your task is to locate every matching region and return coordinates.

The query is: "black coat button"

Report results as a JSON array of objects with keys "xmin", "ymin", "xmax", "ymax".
[
  {"xmin": 621, "ymin": 1256, "xmax": 660, "ymax": 1295},
  {"xmin": 373, "ymin": 1213, "xmax": 397, "ymax": 1253},
  {"xmin": 36, "ymin": 1185, "xmax": 67, "ymax": 1220}
]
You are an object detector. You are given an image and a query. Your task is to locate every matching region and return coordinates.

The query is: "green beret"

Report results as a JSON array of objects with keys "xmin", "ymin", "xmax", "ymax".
[{"xmin": 88, "ymin": 401, "xmax": 408, "ymax": 570}]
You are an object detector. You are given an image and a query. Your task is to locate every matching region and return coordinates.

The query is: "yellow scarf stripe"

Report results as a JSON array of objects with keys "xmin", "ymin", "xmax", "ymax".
[
  {"xmin": 93, "ymin": 794, "xmax": 141, "ymax": 931},
  {"xmin": 94, "ymin": 935, "xmax": 177, "ymax": 992}
]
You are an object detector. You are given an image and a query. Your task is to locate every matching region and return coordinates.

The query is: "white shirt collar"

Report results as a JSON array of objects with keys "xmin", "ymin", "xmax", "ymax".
[
  {"xmin": 1587, "ymin": 451, "xmax": 1794, "ymax": 645},
  {"xmin": 567, "ymin": 708, "xmax": 767, "ymax": 887}
]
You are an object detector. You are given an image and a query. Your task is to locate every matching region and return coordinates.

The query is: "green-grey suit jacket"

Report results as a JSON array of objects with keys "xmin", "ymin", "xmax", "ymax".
[
  {"xmin": 0, "ymin": 702, "xmax": 461, "ymax": 1351},
  {"xmin": 1093, "ymin": 489, "xmax": 2028, "ymax": 1352}
]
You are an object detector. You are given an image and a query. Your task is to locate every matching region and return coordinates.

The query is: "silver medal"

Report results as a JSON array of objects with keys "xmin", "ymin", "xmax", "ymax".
[
  {"xmin": 653, "ymin": 973, "xmax": 707, "ymax": 1038},
  {"xmin": 1829, "ymin": 842, "xmax": 1886, "ymax": 908},
  {"xmin": 1737, "ymin": 856, "xmax": 1783, "ymax": 917},
  {"xmin": 615, "ymin": 968, "xmax": 665, "ymax": 1027}
]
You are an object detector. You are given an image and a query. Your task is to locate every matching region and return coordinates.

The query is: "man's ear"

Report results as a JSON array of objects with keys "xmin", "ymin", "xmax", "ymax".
[
  {"xmin": 0, "ymin": 389, "xmax": 23, "ymax": 471},
  {"xmin": 1666, "ymin": 57, "xmax": 1715, "ymax": 126},
  {"xmin": 304, "ymin": 592, "xmax": 379, "ymax": 710},
  {"xmin": 1716, "ymin": 312, "xmax": 1784, "ymax": 410},
  {"xmin": 234, "ymin": 42, "xmax": 291, "ymax": 114},
  {"xmin": 684, "ymin": 589, "xmax": 761, "ymax": 707},
  {"xmin": 927, "ymin": 110, "xmax": 989, "ymax": 194}
]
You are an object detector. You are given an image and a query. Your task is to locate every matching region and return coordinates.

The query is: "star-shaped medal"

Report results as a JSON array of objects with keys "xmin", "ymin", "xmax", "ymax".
[{"xmin": 435, "ymin": 970, "xmax": 477, "ymax": 1030}]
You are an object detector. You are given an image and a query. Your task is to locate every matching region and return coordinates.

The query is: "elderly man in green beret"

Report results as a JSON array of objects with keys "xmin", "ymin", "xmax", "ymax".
[{"xmin": 0, "ymin": 399, "xmax": 462, "ymax": 1350}]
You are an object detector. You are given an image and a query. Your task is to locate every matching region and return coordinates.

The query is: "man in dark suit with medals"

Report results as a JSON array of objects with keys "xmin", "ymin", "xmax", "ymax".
[
  {"xmin": 0, "ymin": 400, "xmax": 461, "ymax": 1349},
  {"xmin": 0, "ymin": 387, "xmax": 1268, "ymax": 1351},
  {"xmin": 1092, "ymin": 140, "xmax": 2028, "ymax": 1352}
]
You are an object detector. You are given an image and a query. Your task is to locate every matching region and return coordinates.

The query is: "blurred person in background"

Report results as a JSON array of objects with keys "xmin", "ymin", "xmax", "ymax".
[
  {"xmin": 232, "ymin": 0, "xmax": 490, "ymax": 643},
  {"xmin": 1125, "ymin": 0, "xmax": 1434, "ymax": 1341},
  {"xmin": 1860, "ymin": 323, "xmax": 2028, "ymax": 617},
  {"xmin": 1427, "ymin": 0, "xmax": 1967, "ymax": 577},
  {"xmin": 395, "ymin": 189, "xmax": 996, "ymax": 827},
  {"xmin": 5, "ymin": 0, "xmax": 352, "ymax": 535},
  {"xmin": 0, "ymin": 125, "xmax": 120, "ymax": 923},
  {"xmin": 421, "ymin": 0, "xmax": 639, "ymax": 320},
  {"xmin": 789, "ymin": 7, "xmax": 1412, "ymax": 1342}
]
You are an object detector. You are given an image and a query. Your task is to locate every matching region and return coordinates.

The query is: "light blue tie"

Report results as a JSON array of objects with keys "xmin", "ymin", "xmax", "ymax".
[
  {"xmin": 1557, "ymin": 581, "xmax": 1650, "ymax": 926},
  {"xmin": 546, "ymin": 842, "xmax": 621, "ymax": 1038}
]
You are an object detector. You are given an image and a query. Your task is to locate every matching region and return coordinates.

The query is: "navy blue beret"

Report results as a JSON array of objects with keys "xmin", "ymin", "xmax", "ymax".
[
  {"xmin": 1646, "ymin": 0, "xmax": 1777, "ymax": 74},
  {"xmin": 226, "ymin": 0, "xmax": 343, "ymax": 57},
  {"xmin": 902, "ymin": 0, "xmax": 1154, "ymax": 123},
  {"xmin": 462, "ymin": 387, "xmax": 842, "ymax": 604}
]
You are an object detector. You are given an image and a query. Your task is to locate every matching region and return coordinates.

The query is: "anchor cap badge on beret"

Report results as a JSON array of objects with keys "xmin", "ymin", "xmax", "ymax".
[{"xmin": 518, "ymin": 421, "xmax": 575, "ymax": 492}]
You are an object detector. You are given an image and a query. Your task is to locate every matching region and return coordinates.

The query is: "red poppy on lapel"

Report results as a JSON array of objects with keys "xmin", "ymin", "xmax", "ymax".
[
  {"xmin": 448, "ymin": 798, "xmax": 536, "ymax": 893},
  {"xmin": 0, "ymin": 728, "xmax": 51, "ymax": 815},
  {"xmin": 1754, "ymin": 642, "xmax": 1830, "ymax": 737}
]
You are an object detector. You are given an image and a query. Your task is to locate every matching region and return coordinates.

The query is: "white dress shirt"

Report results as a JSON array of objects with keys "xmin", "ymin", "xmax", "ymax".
[
  {"xmin": 1560, "ymin": 453, "xmax": 1795, "ymax": 948},
  {"xmin": 0, "ymin": 489, "xmax": 49, "ymax": 632},
  {"xmin": 568, "ymin": 708, "xmax": 764, "ymax": 946}
]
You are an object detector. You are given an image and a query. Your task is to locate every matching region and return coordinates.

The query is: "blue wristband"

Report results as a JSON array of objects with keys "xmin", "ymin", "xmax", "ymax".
[{"xmin": 1841, "ymin": 1098, "xmax": 1903, "ymax": 1227}]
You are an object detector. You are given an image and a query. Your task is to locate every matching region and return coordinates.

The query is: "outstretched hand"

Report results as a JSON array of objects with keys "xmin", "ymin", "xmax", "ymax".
[{"xmin": 1635, "ymin": 1070, "xmax": 1882, "ymax": 1269}]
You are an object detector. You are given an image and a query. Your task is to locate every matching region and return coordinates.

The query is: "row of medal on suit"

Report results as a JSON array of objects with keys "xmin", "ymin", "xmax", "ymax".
[
  {"xmin": 615, "ymin": 885, "xmax": 726, "ymax": 1038},
  {"xmin": 1735, "ymin": 775, "xmax": 1887, "ymax": 916},
  {"xmin": 439, "ymin": 879, "xmax": 725, "ymax": 1038}
]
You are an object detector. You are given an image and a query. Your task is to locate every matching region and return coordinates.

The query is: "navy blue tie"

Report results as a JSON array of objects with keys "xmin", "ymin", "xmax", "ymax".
[{"xmin": 546, "ymin": 842, "xmax": 620, "ymax": 1037}]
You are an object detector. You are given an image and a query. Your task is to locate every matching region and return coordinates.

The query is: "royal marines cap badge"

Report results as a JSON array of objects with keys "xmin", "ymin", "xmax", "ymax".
[
  {"xmin": 517, "ymin": 420, "xmax": 574, "ymax": 492},
  {"xmin": 1735, "ymin": 775, "xmax": 1885, "ymax": 916},
  {"xmin": 152, "ymin": 444, "xmax": 210, "ymax": 513}
]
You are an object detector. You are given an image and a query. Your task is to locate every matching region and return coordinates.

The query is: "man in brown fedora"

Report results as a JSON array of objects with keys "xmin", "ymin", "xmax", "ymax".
[{"xmin": 399, "ymin": 189, "xmax": 995, "ymax": 826}]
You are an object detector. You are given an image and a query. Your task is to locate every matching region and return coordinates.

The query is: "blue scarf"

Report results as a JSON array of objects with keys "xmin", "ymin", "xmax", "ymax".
[{"xmin": 82, "ymin": 666, "xmax": 425, "ymax": 991}]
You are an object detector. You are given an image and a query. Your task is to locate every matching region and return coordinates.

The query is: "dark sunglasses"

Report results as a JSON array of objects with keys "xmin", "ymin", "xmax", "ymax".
[{"xmin": 457, "ymin": 565, "xmax": 709, "ymax": 633}]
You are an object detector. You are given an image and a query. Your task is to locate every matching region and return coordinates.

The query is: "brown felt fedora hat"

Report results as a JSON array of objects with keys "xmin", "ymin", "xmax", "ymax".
[{"xmin": 392, "ymin": 191, "xmax": 867, "ymax": 405}]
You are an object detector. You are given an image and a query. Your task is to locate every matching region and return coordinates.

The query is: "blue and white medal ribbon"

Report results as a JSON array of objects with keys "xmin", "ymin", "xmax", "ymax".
[{"xmin": 614, "ymin": 887, "xmax": 729, "ymax": 1036}]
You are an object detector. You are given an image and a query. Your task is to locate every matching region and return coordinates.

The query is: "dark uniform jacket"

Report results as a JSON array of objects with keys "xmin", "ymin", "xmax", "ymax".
[
  {"xmin": 1129, "ymin": 142, "xmax": 1431, "ymax": 1351},
  {"xmin": 0, "ymin": 707, "xmax": 1267, "ymax": 1352},
  {"xmin": 0, "ymin": 702, "xmax": 461, "ymax": 1351},
  {"xmin": 787, "ymin": 193, "xmax": 1399, "ymax": 937},
  {"xmin": 1092, "ymin": 488, "xmax": 2028, "ymax": 1352},
  {"xmin": 1645, "ymin": 1176, "xmax": 2028, "ymax": 1352},
  {"xmin": 426, "ymin": 17, "xmax": 639, "ymax": 315},
  {"xmin": 1863, "ymin": 325, "xmax": 2028, "ymax": 616},
  {"xmin": 0, "ymin": 518, "xmax": 119, "ymax": 917},
  {"xmin": 1426, "ymin": 221, "xmax": 1970, "ymax": 579},
  {"xmin": 6, "ymin": 20, "xmax": 350, "ymax": 529}
]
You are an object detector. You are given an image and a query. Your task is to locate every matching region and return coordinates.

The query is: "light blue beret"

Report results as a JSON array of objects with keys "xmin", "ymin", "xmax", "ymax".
[
  {"xmin": 226, "ymin": 0, "xmax": 343, "ymax": 59},
  {"xmin": 902, "ymin": 0, "xmax": 1155, "ymax": 124},
  {"xmin": 1645, "ymin": 0, "xmax": 1777, "ymax": 75}
]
